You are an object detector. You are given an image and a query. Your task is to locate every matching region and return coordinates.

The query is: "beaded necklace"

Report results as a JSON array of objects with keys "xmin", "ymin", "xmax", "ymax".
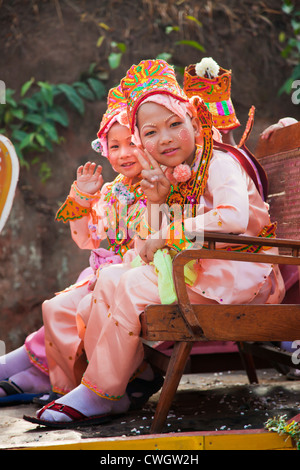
[
  {"xmin": 166, "ymin": 98, "xmax": 214, "ymax": 219},
  {"xmin": 103, "ymin": 174, "xmax": 147, "ymax": 258}
]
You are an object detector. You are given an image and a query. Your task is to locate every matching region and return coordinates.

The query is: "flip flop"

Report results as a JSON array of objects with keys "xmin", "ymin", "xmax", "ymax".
[
  {"xmin": 0, "ymin": 380, "xmax": 44, "ymax": 406},
  {"xmin": 23, "ymin": 400, "xmax": 112, "ymax": 429},
  {"xmin": 126, "ymin": 372, "xmax": 164, "ymax": 410},
  {"xmin": 32, "ymin": 390, "xmax": 62, "ymax": 406},
  {"xmin": 286, "ymin": 368, "xmax": 300, "ymax": 381}
]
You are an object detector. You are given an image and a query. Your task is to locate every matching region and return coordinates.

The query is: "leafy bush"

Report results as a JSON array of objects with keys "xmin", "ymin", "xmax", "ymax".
[
  {"xmin": 0, "ymin": 73, "xmax": 106, "ymax": 180},
  {"xmin": 279, "ymin": 0, "xmax": 300, "ymax": 95}
]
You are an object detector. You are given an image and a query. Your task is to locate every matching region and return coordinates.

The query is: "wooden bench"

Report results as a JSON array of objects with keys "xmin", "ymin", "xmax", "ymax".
[{"xmin": 141, "ymin": 122, "xmax": 300, "ymax": 434}]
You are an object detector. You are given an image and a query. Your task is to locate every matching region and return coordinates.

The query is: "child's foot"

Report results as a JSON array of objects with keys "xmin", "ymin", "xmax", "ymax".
[
  {"xmin": 36, "ymin": 384, "xmax": 130, "ymax": 424},
  {"xmin": 0, "ymin": 346, "xmax": 32, "ymax": 381},
  {"xmin": 0, "ymin": 366, "xmax": 50, "ymax": 397}
]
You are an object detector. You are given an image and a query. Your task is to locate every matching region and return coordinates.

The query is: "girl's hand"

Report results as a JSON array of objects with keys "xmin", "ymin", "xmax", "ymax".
[
  {"xmin": 139, "ymin": 234, "xmax": 166, "ymax": 263},
  {"xmin": 134, "ymin": 147, "xmax": 170, "ymax": 204},
  {"xmin": 76, "ymin": 162, "xmax": 103, "ymax": 194}
]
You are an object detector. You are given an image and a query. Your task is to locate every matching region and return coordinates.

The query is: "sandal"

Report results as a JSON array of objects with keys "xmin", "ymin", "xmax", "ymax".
[
  {"xmin": 32, "ymin": 391, "xmax": 62, "ymax": 406},
  {"xmin": 0, "ymin": 380, "xmax": 44, "ymax": 406},
  {"xmin": 286, "ymin": 368, "xmax": 300, "ymax": 381},
  {"xmin": 23, "ymin": 400, "xmax": 112, "ymax": 429},
  {"xmin": 126, "ymin": 372, "xmax": 164, "ymax": 410}
]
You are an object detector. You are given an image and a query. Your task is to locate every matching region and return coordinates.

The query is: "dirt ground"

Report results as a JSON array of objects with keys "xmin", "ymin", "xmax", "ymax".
[{"xmin": 0, "ymin": 367, "xmax": 299, "ymax": 449}]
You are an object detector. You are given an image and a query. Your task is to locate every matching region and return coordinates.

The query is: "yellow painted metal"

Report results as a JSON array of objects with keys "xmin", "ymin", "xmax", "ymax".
[
  {"xmin": 203, "ymin": 431, "xmax": 295, "ymax": 450},
  {"xmin": 12, "ymin": 430, "xmax": 296, "ymax": 451}
]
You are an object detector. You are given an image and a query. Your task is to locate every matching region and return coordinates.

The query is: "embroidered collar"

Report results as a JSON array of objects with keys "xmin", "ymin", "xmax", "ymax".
[
  {"xmin": 167, "ymin": 142, "xmax": 213, "ymax": 217},
  {"xmin": 166, "ymin": 96, "xmax": 214, "ymax": 218}
]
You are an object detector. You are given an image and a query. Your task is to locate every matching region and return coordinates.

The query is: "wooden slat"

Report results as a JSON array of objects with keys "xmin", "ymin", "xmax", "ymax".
[
  {"xmin": 173, "ymin": 247, "xmax": 300, "ymax": 267},
  {"xmin": 241, "ymin": 342, "xmax": 295, "ymax": 368},
  {"xmin": 170, "ymin": 244, "xmax": 300, "ymax": 339},
  {"xmin": 255, "ymin": 143, "xmax": 300, "ymax": 244},
  {"xmin": 202, "ymin": 231, "xmax": 300, "ymax": 250},
  {"xmin": 142, "ymin": 304, "xmax": 300, "ymax": 342}
]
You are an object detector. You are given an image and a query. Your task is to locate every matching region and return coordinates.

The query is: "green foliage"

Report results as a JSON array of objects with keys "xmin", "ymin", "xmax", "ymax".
[
  {"xmin": 279, "ymin": 0, "xmax": 300, "ymax": 95},
  {"xmin": 175, "ymin": 39, "xmax": 205, "ymax": 52},
  {"xmin": 156, "ymin": 52, "xmax": 173, "ymax": 63},
  {"xmin": 0, "ymin": 74, "xmax": 106, "ymax": 181},
  {"xmin": 108, "ymin": 41, "xmax": 127, "ymax": 70},
  {"xmin": 96, "ymin": 28, "xmax": 127, "ymax": 70},
  {"xmin": 163, "ymin": 14, "xmax": 205, "ymax": 75}
]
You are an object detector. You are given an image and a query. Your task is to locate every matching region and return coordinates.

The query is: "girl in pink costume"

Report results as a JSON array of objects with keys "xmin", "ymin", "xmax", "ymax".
[
  {"xmin": 0, "ymin": 85, "xmax": 149, "ymax": 404},
  {"xmin": 25, "ymin": 59, "xmax": 285, "ymax": 428}
]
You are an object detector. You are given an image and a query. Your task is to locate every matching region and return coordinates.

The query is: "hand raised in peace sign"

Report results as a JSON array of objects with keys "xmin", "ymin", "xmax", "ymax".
[{"xmin": 134, "ymin": 146, "xmax": 170, "ymax": 204}]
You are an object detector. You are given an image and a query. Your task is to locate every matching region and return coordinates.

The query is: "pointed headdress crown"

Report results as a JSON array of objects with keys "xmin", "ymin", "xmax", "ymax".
[
  {"xmin": 184, "ymin": 57, "xmax": 240, "ymax": 130},
  {"xmin": 121, "ymin": 59, "xmax": 189, "ymax": 133},
  {"xmin": 97, "ymin": 83, "xmax": 127, "ymax": 139}
]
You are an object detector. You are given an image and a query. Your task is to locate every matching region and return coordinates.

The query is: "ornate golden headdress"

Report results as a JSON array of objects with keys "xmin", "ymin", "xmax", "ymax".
[
  {"xmin": 184, "ymin": 57, "xmax": 240, "ymax": 130},
  {"xmin": 121, "ymin": 59, "xmax": 188, "ymax": 133},
  {"xmin": 91, "ymin": 84, "xmax": 129, "ymax": 156},
  {"xmin": 97, "ymin": 83, "xmax": 127, "ymax": 139}
]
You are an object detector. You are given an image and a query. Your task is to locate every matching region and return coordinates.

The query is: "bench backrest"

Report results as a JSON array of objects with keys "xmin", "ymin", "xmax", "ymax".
[{"xmin": 255, "ymin": 121, "xmax": 300, "ymax": 244}]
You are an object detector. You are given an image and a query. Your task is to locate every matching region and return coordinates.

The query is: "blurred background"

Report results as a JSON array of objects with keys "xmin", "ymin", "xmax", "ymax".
[{"xmin": 0, "ymin": 0, "xmax": 299, "ymax": 350}]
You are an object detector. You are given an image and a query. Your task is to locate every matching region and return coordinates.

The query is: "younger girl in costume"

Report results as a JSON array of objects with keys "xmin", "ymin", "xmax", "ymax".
[
  {"xmin": 26, "ymin": 59, "xmax": 285, "ymax": 428},
  {"xmin": 0, "ymin": 85, "xmax": 149, "ymax": 404},
  {"xmin": 42, "ymin": 84, "xmax": 149, "ymax": 398}
]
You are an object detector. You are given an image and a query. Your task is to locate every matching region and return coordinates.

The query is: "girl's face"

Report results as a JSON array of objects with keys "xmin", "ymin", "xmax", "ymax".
[
  {"xmin": 136, "ymin": 101, "xmax": 199, "ymax": 167},
  {"xmin": 107, "ymin": 122, "xmax": 142, "ymax": 183}
]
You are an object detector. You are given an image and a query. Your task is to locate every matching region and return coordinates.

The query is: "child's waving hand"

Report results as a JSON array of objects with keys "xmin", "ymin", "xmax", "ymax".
[
  {"xmin": 134, "ymin": 146, "xmax": 170, "ymax": 204},
  {"xmin": 76, "ymin": 162, "xmax": 103, "ymax": 195}
]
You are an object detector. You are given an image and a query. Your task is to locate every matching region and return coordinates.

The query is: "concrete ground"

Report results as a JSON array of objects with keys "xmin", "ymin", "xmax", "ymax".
[{"xmin": 0, "ymin": 368, "xmax": 299, "ymax": 449}]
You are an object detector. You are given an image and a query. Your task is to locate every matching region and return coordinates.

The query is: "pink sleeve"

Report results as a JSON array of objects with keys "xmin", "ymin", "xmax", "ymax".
[
  {"xmin": 278, "ymin": 117, "xmax": 298, "ymax": 127},
  {"xmin": 69, "ymin": 184, "xmax": 108, "ymax": 250},
  {"xmin": 184, "ymin": 152, "xmax": 250, "ymax": 235}
]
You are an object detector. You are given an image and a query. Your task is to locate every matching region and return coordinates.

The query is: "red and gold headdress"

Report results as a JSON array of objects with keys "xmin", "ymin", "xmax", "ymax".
[
  {"xmin": 183, "ymin": 57, "xmax": 240, "ymax": 130},
  {"xmin": 92, "ymin": 84, "xmax": 129, "ymax": 156},
  {"xmin": 97, "ymin": 84, "xmax": 128, "ymax": 139},
  {"xmin": 184, "ymin": 59, "xmax": 268, "ymax": 199},
  {"xmin": 121, "ymin": 59, "xmax": 189, "ymax": 133}
]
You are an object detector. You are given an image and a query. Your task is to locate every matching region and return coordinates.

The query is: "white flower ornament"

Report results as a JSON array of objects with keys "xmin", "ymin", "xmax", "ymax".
[{"xmin": 195, "ymin": 57, "xmax": 220, "ymax": 79}]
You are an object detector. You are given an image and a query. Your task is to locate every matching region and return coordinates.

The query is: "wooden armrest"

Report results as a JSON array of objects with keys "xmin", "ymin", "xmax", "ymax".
[{"xmin": 171, "ymin": 232, "xmax": 300, "ymax": 336}]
